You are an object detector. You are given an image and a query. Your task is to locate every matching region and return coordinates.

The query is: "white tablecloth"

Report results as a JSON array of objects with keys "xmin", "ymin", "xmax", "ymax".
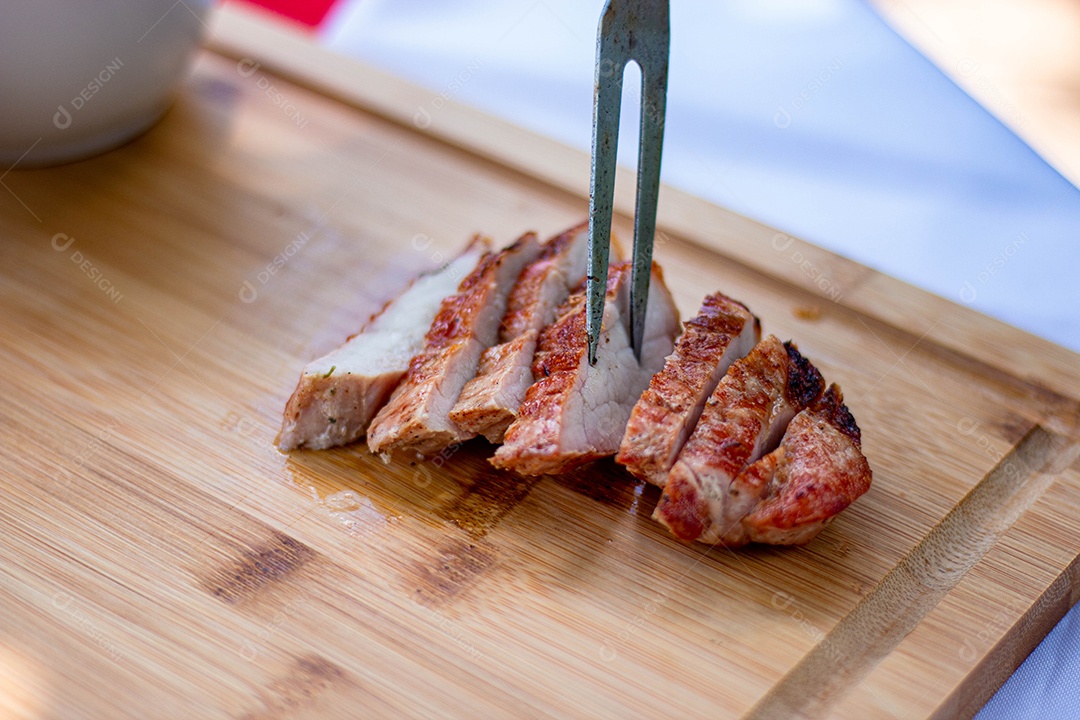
[{"xmin": 320, "ymin": 0, "xmax": 1080, "ymax": 715}]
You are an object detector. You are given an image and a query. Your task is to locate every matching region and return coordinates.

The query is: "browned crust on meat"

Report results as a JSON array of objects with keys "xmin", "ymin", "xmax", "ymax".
[
  {"xmin": 543, "ymin": 219, "xmax": 589, "ymax": 257},
  {"xmin": 617, "ymin": 292, "xmax": 758, "ymax": 484},
  {"xmin": 419, "ymin": 231, "xmax": 537, "ymax": 350},
  {"xmin": 658, "ymin": 377, "xmax": 871, "ymax": 546},
  {"xmin": 412, "ymin": 238, "xmax": 503, "ymax": 361},
  {"xmin": 423, "ymin": 242, "xmax": 500, "ymax": 350},
  {"xmin": 347, "ymin": 235, "xmax": 492, "ymax": 343},
  {"xmin": 652, "ymin": 465, "xmax": 710, "ymax": 541},
  {"xmin": 368, "ymin": 236, "xmax": 517, "ymax": 457},
  {"xmin": 490, "ymin": 284, "xmax": 589, "ymax": 473},
  {"xmin": 280, "ymin": 235, "xmax": 492, "ymax": 452},
  {"xmin": 783, "ymin": 340, "xmax": 825, "ymax": 409},
  {"xmin": 741, "ymin": 384, "xmax": 872, "ymax": 541},
  {"xmin": 529, "ymin": 260, "xmax": 634, "ymax": 381},
  {"xmin": 451, "ymin": 332, "xmax": 535, "ymax": 442},
  {"xmin": 685, "ymin": 293, "xmax": 755, "ymax": 340},
  {"xmin": 500, "ymin": 222, "xmax": 586, "ymax": 341},
  {"xmin": 531, "ymin": 275, "xmax": 591, "ymax": 378},
  {"xmin": 492, "ymin": 263, "xmax": 632, "ymax": 475},
  {"xmin": 369, "ymin": 344, "xmax": 463, "ymax": 456},
  {"xmin": 686, "ymin": 335, "xmax": 792, "ymax": 472},
  {"xmin": 814, "ymin": 383, "xmax": 862, "ymax": 447},
  {"xmin": 451, "ymin": 223, "xmax": 589, "ymax": 442},
  {"xmin": 652, "ymin": 335, "xmax": 826, "ymax": 543}
]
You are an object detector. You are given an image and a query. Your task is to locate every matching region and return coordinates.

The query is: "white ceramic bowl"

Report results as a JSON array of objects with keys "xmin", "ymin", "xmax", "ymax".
[{"xmin": 0, "ymin": 0, "xmax": 213, "ymax": 167}]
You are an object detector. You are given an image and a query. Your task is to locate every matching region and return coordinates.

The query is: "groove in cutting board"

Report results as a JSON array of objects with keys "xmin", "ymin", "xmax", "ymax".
[{"xmin": 749, "ymin": 425, "xmax": 1070, "ymax": 718}]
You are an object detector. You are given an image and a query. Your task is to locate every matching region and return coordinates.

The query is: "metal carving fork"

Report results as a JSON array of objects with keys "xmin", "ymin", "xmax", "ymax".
[{"xmin": 586, "ymin": 0, "xmax": 669, "ymax": 365}]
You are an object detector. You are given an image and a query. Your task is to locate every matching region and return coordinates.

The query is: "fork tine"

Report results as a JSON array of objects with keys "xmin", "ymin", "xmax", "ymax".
[
  {"xmin": 586, "ymin": 0, "xmax": 670, "ymax": 366},
  {"xmin": 586, "ymin": 1, "xmax": 622, "ymax": 366},
  {"xmin": 629, "ymin": 7, "xmax": 669, "ymax": 360}
]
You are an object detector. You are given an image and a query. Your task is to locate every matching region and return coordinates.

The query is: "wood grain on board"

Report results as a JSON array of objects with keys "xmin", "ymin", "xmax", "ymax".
[{"xmin": 0, "ymin": 5, "xmax": 1077, "ymax": 719}]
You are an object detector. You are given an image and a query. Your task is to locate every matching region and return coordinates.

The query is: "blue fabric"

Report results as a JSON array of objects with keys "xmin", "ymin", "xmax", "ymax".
[{"xmin": 979, "ymin": 601, "xmax": 1080, "ymax": 718}]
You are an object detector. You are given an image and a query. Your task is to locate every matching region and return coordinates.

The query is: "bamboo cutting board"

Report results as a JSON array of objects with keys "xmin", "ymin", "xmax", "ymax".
[{"xmin": 1, "ymin": 5, "xmax": 1078, "ymax": 719}]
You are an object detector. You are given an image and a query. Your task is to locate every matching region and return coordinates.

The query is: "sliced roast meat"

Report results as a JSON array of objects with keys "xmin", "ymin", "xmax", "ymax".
[
  {"xmin": 367, "ymin": 233, "xmax": 543, "ymax": 458},
  {"xmin": 616, "ymin": 292, "xmax": 759, "ymax": 486},
  {"xmin": 653, "ymin": 335, "xmax": 824, "ymax": 544},
  {"xmin": 277, "ymin": 238, "xmax": 489, "ymax": 451},
  {"xmin": 450, "ymin": 221, "xmax": 589, "ymax": 443},
  {"xmin": 734, "ymin": 384, "xmax": 872, "ymax": 546},
  {"xmin": 492, "ymin": 261, "xmax": 680, "ymax": 475}
]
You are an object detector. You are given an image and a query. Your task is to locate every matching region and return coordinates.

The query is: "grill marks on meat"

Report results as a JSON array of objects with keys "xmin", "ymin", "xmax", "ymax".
[
  {"xmin": 367, "ymin": 233, "xmax": 543, "ymax": 458},
  {"xmin": 616, "ymin": 293, "xmax": 760, "ymax": 486},
  {"xmin": 450, "ymin": 222, "xmax": 590, "ymax": 443},
  {"xmin": 276, "ymin": 238, "xmax": 489, "ymax": 451},
  {"xmin": 653, "ymin": 335, "xmax": 826, "ymax": 544},
  {"xmin": 492, "ymin": 261, "xmax": 680, "ymax": 475}
]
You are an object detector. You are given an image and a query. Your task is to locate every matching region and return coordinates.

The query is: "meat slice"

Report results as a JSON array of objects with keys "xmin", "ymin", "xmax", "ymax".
[
  {"xmin": 367, "ymin": 233, "xmax": 544, "ymax": 458},
  {"xmin": 653, "ymin": 335, "xmax": 825, "ymax": 544},
  {"xmin": 492, "ymin": 261, "xmax": 680, "ymax": 475},
  {"xmin": 277, "ymin": 238, "xmax": 489, "ymax": 451},
  {"xmin": 616, "ymin": 292, "xmax": 759, "ymax": 486},
  {"xmin": 450, "ymin": 221, "xmax": 589, "ymax": 442},
  {"xmin": 733, "ymin": 384, "xmax": 872, "ymax": 546}
]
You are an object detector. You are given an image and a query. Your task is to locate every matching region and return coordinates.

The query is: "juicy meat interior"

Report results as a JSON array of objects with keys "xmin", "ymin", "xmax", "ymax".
[
  {"xmin": 653, "ymin": 335, "xmax": 825, "ymax": 544},
  {"xmin": 367, "ymin": 233, "xmax": 543, "ymax": 458},
  {"xmin": 450, "ymin": 221, "xmax": 590, "ymax": 443},
  {"xmin": 616, "ymin": 292, "xmax": 759, "ymax": 486},
  {"xmin": 276, "ymin": 238, "xmax": 488, "ymax": 451},
  {"xmin": 492, "ymin": 261, "xmax": 680, "ymax": 475}
]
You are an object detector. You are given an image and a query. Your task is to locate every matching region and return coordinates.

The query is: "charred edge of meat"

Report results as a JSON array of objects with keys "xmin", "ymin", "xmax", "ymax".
[
  {"xmin": 708, "ymin": 291, "xmax": 756, "ymax": 319},
  {"xmin": 816, "ymin": 383, "xmax": 862, "ymax": 447},
  {"xmin": 783, "ymin": 340, "xmax": 825, "ymax": 408},
  {"xmin": 496, "ymin": 227, "xmax": 583, "ymax": 341}
]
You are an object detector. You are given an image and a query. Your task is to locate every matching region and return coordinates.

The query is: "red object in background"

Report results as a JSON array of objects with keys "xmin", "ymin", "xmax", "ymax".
[{"xmin": 232, "ymin": 0, "xmax": 340, "ymax": 29}]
